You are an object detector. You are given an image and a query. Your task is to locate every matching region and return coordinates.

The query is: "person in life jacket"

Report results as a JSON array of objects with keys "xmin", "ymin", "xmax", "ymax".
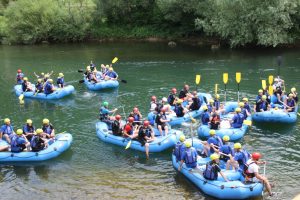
[
  {"xmin": 16, "ymin": 69, "xmax": 24, "ymax": 84},
  {"xmin": 242, "ymin": 98, "xmax": 251, "ymax": 113},
  {"xmin": 137, "ymin": 120, "xmax": 155, "ymax": 159},
  {"xmin": 203, "ymin": 153, "xmax": 229, "ymax": 181},
  {"xmin": 23, "ymin": 119, "xmax": 35, "ymax": 141},
  {"xmin": 35, "ymin": 79, "xmax": 43, "ymax": 93},
  {"xmin": 188, "ymin": 91, "xmax": 201, "ymax": 111},
  {"xmin": 205, "ymin": 129, "xmax": 223, "ymax": 155},
  {"xmin": 289, "ymin": 87, "xmax": 298, "ymax": 103},
  {"xmin": 42, "ymin": 118, "xmax": 55, "ymax": 139},
  {"xmin": 85, "ymin": 66, "xmax": 98, "ymax": 83},
  {"xmin": 0, "ymin": 118, "xmax": 15, "ymax": 144},
  {"xmin": 213, "ymin": 94, "xmax": 221, "ymax": 111},
  {"xmin": 244, "ymin": 152, "xmax": 273, "ymax": 196},
  {"xmin": 105, "ymin": 67, "xmax": 118, "ymax": 80},
  {"xmin": 31, "ymin": 128, "xmax": 47, "ymax": 152},
  {"xmin": 255, "ymin": 89, "xmax": 263, "ymax": 103},
  {"xmin": 273, "ymin": 86, "xmax": 284, "ymax": 104},
  {"xmin": 178, "ymin": 84, "xmax": 190, "ymax": 100},
  {"xmin": 57, "ymin": 73, "xmax": 65, "ymax": 88},
  {"xmin": 178, "ymin": 141, "xmax": 198, "ymax": 171},
  {"xmin": 150, "ymin": 96, "xmax": 157, "ymax": 112},
  {"xmin": 201, "ymin": 105, "xmax": 210, "ymax": 125},
  {"xmin": 90, "ymin": 61, "xmax": 96, "ymax": 72},
  {"xmin": 100, "ymin": 64, "xmax": 108, "ymax": 76},
  {"xmin": 226, "ymin": 143, "xmax": 250, "ymax": 171},
  {"xmin": 21, "ymin": 77, "xmax": 33, "ymax": 92},
  {"xmin": 174, "ymin": 99, "xmax": 186, "ymax": 117},
  {"xmin": 207, "ymin": 99, "xmax": 214, "ymax": 113},
  {"xmin": 43, "ymin": 74, "xmax": 50, "ymax": 83},
  {"xmin": 212, "ymin": 135, "xmax": 233, "ymax": 162},
  {"xmin": 239, "ymin": 102, "xmax": 250, "ymax": 120},
  {"xmin": 44, "ymin": 79, "xmax": 56, "ymax": 95},
  {"xmin": 285, "ymin": 93, "xmax": 296, "ymax": 112},
  {"xmin": 230, "ymin": 108, "xmax": 244, "ymax": 128},
  {"xmin": 156, "ymin": 108, "xmax": 170, "ymax": 136},
  {"xmin": 161, "ymin": 97, "xmax": 173, "ymax": 113},
  {"xmin": 210, "ymin": 112, "xmax": 220, "ymax": 130},
  {"xmin": 111, "ymin": 115, "xmax": 123, "ymax": 136},
  {"xmin": 273, "ymin": 77, "xmax": 284, "ymax": 91},
  {"xmin": 128, "ymin": 107, "xmax": 142, "ymax": 126},
  {"xmin": 99, "ymin": 101, "xmax": 118, "ymax": 123},
  {"xmin": 11, "ymin": 129, "xmax": 30, "ymax": 153},
  {"xmin": 168, "ymin": 88, "xmax": 177, "ymax": 106},
  {"xmin": 255, "ymin": 95, "xmax": 270, "ymax": 112},
  {"xmin": 174, "ymin": 134, "xmax": 186, "ymax": 162},
  {"xmin": 123, "ymin": 117, "xmax": 138, "ymax": 139}
]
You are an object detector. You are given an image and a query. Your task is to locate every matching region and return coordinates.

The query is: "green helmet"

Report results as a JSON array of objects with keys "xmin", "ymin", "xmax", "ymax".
[{"xmin": 103, "ymin": 101, "xmax": 109, "ymax": 107}]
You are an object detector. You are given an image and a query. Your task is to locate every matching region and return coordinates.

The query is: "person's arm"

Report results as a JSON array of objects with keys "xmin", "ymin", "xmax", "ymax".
[
  {"xmin": 219, "ymin": 171, "xmax": 229, "ymax": 182},
  {"xmin": 178, "ymin": 160, "xmax": 184, "ymax": 171}
]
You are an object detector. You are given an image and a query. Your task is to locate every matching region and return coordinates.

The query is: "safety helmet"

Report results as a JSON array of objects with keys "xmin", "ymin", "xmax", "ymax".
[
  {"xmin": 133, "ymin": 107, "xmax": 139, "ymax": 112},
  {"xmin": 185, "ymin": 141, "xmax": 192, "ymax": 148},
  {"xmin": 103, "ymin": 101, "xmax": 109, "ymax": 107},
  {"xmin": 37, "ymin": 79, "xmax": 42, "ymax": 83},
  {"xmin": 177, "ymin": 99, "xmax": 183, "ymax": 104},
  {"xmin": 115, "ymin": 115, "xmax": 121, "ymax": 120},
  {"xmin": 161, "ymin": 107, "xmax": 167, "ymax": 112},
  {"xmin": 151, "ymin": 96, "xmax": 156, "ymax": 101},
  {"xmin": 179, "ymin": 134, "xmax": 186, "ymax": 142},
  {"xmin": 291, "ymin": 87, "xmax": 296, "ymax": 92},
  {"xmin": 209, "ymin": 99, "xmax": 214, "ymax": 103},
  {"xmin": 4, "ymin": 118, "xmax": 10, "ymax": 124},
  {"xmin": 234, "ymin": 143, "xmax": 242, "ymax": 149},
  {"xmin": 274, "ymin": 78, "xmax": 279, "ymax": 82},
  {"xmin": 23, "ymin": 77, "xmax": 28, "ymax": 81},
  {"xmin": 58, "ymin": 73, "xmax": 64, "ymax": 77},
  {"xmin": 215, "ymin": 94, "xmax": 220, "ymax": 99},
  {"xmin": 239, "ymin": 102, "xmax": 244, "ymax": 107},
  {"xmin": 143, "ymin": 120, "xmax": 150, "ymax": 126},
  {"xmin": 235, "ymin": 107, "xmax": 241, "ymax": 113},
  {"xmin": 36, "ymin": 128, "xmax": 43, "ymax": 134},
  {"xmin": 258, "ymin": 89, "xmax": 263, "ymax": 93},
  {"xmin": 26, "ymin": 119, "xmax": 33, "ymax": 124},
  {"xmin": 223, "ymin": 135, "xmax": 230, "ymax": 142},
  {"xmin": 171, "ymin": 88, "xmax": 177, "ymax": 93},
  {"xmin": 128, "ymin": 117, "xmax": 134, "ymax": 123},
  {"xmin": 41, "ymin": 72, "xmax": 45, "ymax": 76},
  {"xmin": 242, "ymin": 97, "xmax": 248, "ymax": 102},
  {"xmin": 86, "ymin": 66, "xmax": 91, "ymax": 70},
  {"xmin": 210, "ymin": 153, "xmax": 220, "ymax": 161},
  {"xmin": 44, "ymin": 74, "xmax": 50, "ymax": 78},
  {"xmin": 109, "ymin": 67, "xmax": 113, "ymax": 71},
  {"xmin": 262, "ymin": 95, "xmax": 267, "ymax": 100},
  {"xmin": 162, "ymin": 97, "xmax": 167, "ymax": 102},
  {"xmin": 48, "ymin": 79, "xmax": 54, "ymax": 83},
  {"xmin": 16, "ymin": 129, "xmax": 23, "ymax": 135},
  {"xmin": 209, "ymin": 129, "xmax": 216, "ymax": 135},
  {"xmin": 43, "ymin": 118, "xmax": 49, "ymax": 124},
  {"xmin": 252, "ymin": 152, "xmax": 261, "ymax": 160},
  {"xmin": 202, "ymin": 105, "xmax": 208, "ymax": 110},
  {"xmin": 105, "ymin": 65, "xmax": 109, "ymax": 68},
  {"xmin": 17, "ymin": 69, "xmax": 22, "ymax": 73},
  {"xmin": 288, "ymin": 93, "xmax": 293, "ymax": 97}
]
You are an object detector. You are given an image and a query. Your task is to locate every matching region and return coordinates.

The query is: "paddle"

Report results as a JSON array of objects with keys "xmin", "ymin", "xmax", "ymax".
[
  {"xmin": 215, "ymin": 84, "xmax": 218, "ymax": 95},
  {"xmin": 262, "ymin": 80, "xmax": 267, "ymax": 91},
  {"xmin": 223, "ymin": 73, "xmax": 228, "ymax": 103},
  {"xmin": 195, "ymin": 74, "xmax": 201, "ymax": 91},
  {"xmin": 243, "ymin": 120, "xmax": 252, "ymax": 126},
  {"xmin": 125, "ymin": 140, "xmax": 132, "ymax": 149},
  {"xmin": 268, "ymin": 75, "xmax": 274, "ymax": 96},
  {"xmin": 236, "ymin": 72, "xmax": 241, "ymax": 102},
  {"xmin": 112, "ymin": 57, "xmax": 118, "ymax": 64}
]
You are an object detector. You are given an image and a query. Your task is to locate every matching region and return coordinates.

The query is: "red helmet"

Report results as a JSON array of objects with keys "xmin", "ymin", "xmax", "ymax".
[
  {"xmin": 151, "ymin": 96, "xmax": 156, "ymax": 101},
  {"xmin": 171, "ymin": 88, "xmax": 177, "ymax": 93},
  {"xmin": 133, "ymin": 107, "xmax": 139, "ymax": 112},
  {"xmin": 128, "ymin": 117, "xmax": 134, "ymax": 123},
  {"xmin": 17, "ymin": 69, "xmax": 22, "ymax": 73},
  {"xmin": 252, "ymin": 152, "xmax": 261, "ymax": 160},
  {"xmin": 143, "ymin": 120, "xmax": 150, "ymax": 126},
  {"xmin": 115, "ymin": 115, "xmax": 121, "ymax": 120},
  {"xmin": 161, "ymin": 107, "xmax": 166, "ymax": 112}
]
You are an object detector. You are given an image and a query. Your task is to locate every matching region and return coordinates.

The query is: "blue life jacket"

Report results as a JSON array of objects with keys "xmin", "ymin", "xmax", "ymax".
[
  {"xmin": 1, "ymin": 125, "xmax": 13, "ymax": 135},
  {"xmin": 57, "ymin": 77, "xmax": 64, "ymax": 86},
  {"xmin": 203, "ymin": 162, "xmax": 218, "ymax": 180},
  {"xmin": 30, "ymin": 135, "xmax": 45, "ymax": 151},
  {"xmin": 167, "ymin": 94, "xmax": 176, "ymax": 106},
  {"xmin": 287, "ymin": 99, "xmax": 295, "ymax": 111},
  {"xmin": 30, "ymin": 135, "xmax": 39, "ymax": 149},
  {"xmin": 255, "ymin": 95, "xmax": 262, "ymax": 103},
  {"xmin": 133, "ymin": 113, "xmax": 140, "ymax": 122},
  {"xmin": 16, "ymin": 73, "xmax": 24, "ymax": 84},
  {"xmin": 207, "ymin": 135, "xmax": 223, "ymax": 153},
  {"xmin": 23, "ymin": 125, "xmax": 35, "ymax": 134},
  {"xmin": 106, "ymin": 71, "xmax": 117, "ymax": 78},
  {"xmin": 220, "ymin": 144, "xmax": 232, "ymax": 161},
  {"xmin": 22, "ymin": 82, "xmax": 27, "ymax": 92},
  {"xmin": 42, "ymin": 124, "xmax": 53, "ymax": 135},
  {"xmin": 11, "ymin": 135, "xmax": 24, "ymax": 153},
  {"xmin": 259, "ymin": 101, "xmax": 268, "ymax": 111},
  {"xmin": 35, "ymin": 83, "xmax": 43, "ymax": 91},
  {"xmin": 236, "ymin": 150, "xmax": 250, "ymax": 171},
  {"xmin": 207, "ymin": 105, "xmax": 213, "ymax": 113},
  {"xmin": 201, "ymin": 112, "xmax": 210, "ymax": 125},
  {"xmin": 99, "ymin": 107, "xmax": 109, "ymax": 120},
  {"xmin": 214, "ymin": 100, "xmax": 220, "ymax": 110},
  {"xmin": 190, "ymin": 97, "xmax": 201, "ymax": 111},
  {"xmin": 244, "ymin": 103, "xmax": 251, "ymax": 113},
  {"xmin": 174, "ymin": 142, "xmax": 185, "ymax": 161},
  {"xmin": 44, "ymin": 82, "xmax": 53, "ymax": 94},
  {"xmin": 174, "ymin": 105, "xmax": 184, "ymax": 117},
  {"xmin": 241, "ymin": 108, "xmax": 247, "ymax": 120},
  {"xmin": 232, "ymin": 113, "xmax": 243, "ymax": 128},
  {"xmin": 184, "ymin": 147, "xmax": 197, "ymax": 168},
  {"xmin": 125, "ymin": 123, "xmax": 133, "ymax": 135}
]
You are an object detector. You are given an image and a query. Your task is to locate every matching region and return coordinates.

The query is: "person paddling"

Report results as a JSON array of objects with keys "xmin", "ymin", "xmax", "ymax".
[
  {"xmin": 203, "ymin": 153, "xmax": 229, "ymax": 182},
  {"xmin": 57, "ymin": 73, "xmax": 64, "ymax": 88},
  {"xmin": 179, "ymin": 84, "xmax": 190, "ymax": 100},
  {"xmin": 105, "ymin": 67, "xmax": 118, "ymax": 80},
  {"xmin": 226, "ymin": 143, "xmax": 250, "ymax": 171},
  {"xmin": 137, "ymin": 120, "xmax": 155, "ymax": 159},
  {"xmin": 42, "ymin": 118, "xmax": 55, "ymax": 141},
  {"xmin": 44, "ymin": 79, "xmax": 55, "ymax": 95},
  {"xmin": 156, "ymin": 108, "xmax": 170, "ymax": 136},
  {"xmin": 10, "ymin": 129, "xmax": 30, "ymax": 153},
  {"xmin": 16, "ymin": 69, "xmax": 24, "ymax": 84},
  {"xmin": 178, "ymin": 141, "xmax": 198, "ymax": 171},
  {"xmin": 289, "ymin": 87, "xmax": 298, "ymax": 103}
]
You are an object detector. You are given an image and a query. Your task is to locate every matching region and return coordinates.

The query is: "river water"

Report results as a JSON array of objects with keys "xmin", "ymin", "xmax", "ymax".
[{"xmin": 0, "ymin": 42, "xmax": 299, "ymax": 200}]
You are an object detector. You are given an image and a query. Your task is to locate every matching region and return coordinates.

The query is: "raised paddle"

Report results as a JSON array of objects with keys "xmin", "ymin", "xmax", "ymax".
[
  {"xmin": 112, "ymin": 57, "xmax": 118, "ymax": 64},
  {"xmin": 215, "ymin": 84, "xmax": 218, "ymax": 95},
  {"xmin": 195, "ymin": 74, "xmax": 201, "ymax": 91},
  {"xmin": 262, "ymin": 80, "xmax": 267, "ymax": 91},
  {"xmin": 223, "ymin": 73, "xmax": 228, "ymax": 103},
  {"xmin": 236, "ymin": 72, "xmax": 241, "ymax": 102},
  {"xmin": 268, "ymin": 75, "xmax": 274, "ymax": 96}
]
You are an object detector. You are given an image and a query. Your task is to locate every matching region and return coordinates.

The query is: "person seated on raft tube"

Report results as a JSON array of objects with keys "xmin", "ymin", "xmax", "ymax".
[
  {"xmin": 128, "ymin": 107, "xmax": 142, "ymax": 126},
  {"xmin": 85, "ymin": 66, "xmax": 98, "ymax": 83},
  {"xmin": 16, "ymin": 69, "xmax": 24, "ymax": 84},
  {"xmin": 213, "ymin": 94, "xmax": 221, "ymax": 111},
  {"xmin": 56, "ymin": 73, "xmax": 64, "ymax": 88},
  {"xmin": 123, "ymin": 117, "xmax": 138, "ymax": 139},
  {"xmin": 156, "ymin": 108, "xmax": 170, "ymax": 136},
  {"xmin": 210, "ymin": 111, "xmax": 220, "ymax": 130},
  {"xmin": 0, "ymin": 118, "xmax": 15, "ymax": 144},
  {"xmin": 31, "ymin": 128, "xmax": 48, "ymax": 152},
  {"xmin": 255, "ymin": 89, "xmax": 264, "ymax": 103},
  {"xmin": 137, "ymin": 120, "xmax": 155, "ymax": 159},
  {"xmin": 168, "ymin": 88, "xmax": 177, "ymax": 106},
  {"xmin": 11, "ymin": 129, "xmax": 31, "ymax": 153},
  {"xmin": 239, "ymin": 102, "xmax": 250, "ymax": 120},
  {"xmin": 174, "ymin": 134, "xmax": 186, "ymax": 162},
  {"xmin": 89, "ymin": 61, "xmax": 96, "ymax": 72},
  {"xmin": 178, "ymin": 84, "xmax": 190, "ymax": 100},
  {"xmin": 23, "ymin": 119, "xmax": 35, "ymax": 141},
  {"xmin": 104, "ymin": 67, "xmax": 118, "ymax": 81},
  {"xmin": 173, "ymin": 99, "xmax": 187, "ymax": 117},
  {"xmin": 207, "ymin": 99, "xmax": 215, "ymax": 113},
  {"xmin": 212, "ymin": 135, "xmax": 233, "ymax": 163},
  {"xmin": 178, "ymin": 141, "xmax": 198, "ymax": 171},
  {"xmin": 44, "ymin": 79, "xmax": 56, "ymax": 95},
  {"xmin": 150, "ymin": 96, "xmax": 157, "ymax": 112},
  {"xmin": 203, "ymin": 153, "xmax": 229, "ymax": 181},
  {"xmin": 111, "ymin": 115, "xmax": 123, "ymax": 136},
  {"xmin": 289, "ymin": 87, "xmax": 298, "ymax": 103},
  {"xmin": 42, "ymin": 118, "xmax": 55, "ymax": 141},
  {"xmin": 201, "ymin": 105, "xmax": 210, "ymax": 125},
  {"xmin": 273, "ymin": 86, "xmax": 284, "ymax": 104},
  {"xmin": 254, "ymin": 95, "xmax": 270, "ymax": 112},
  {"xmin": 272, "ymin": 77, "xmax": 285, "ymax": 91},
  {"xmin": 242, "ymin": 97, "xmax": 251, "ymax": 113},
  {"xmin": 203, "ymin": 130, "xmax": 223, "ymax": 156},
  {"xmin": 226, "ymin": 143, "xmax": 250, "ymax": 171},
  {"xmin": 285, "ymin": 93, "xmax": 296, "ymax": 112},
  {"xmin": 35, "ymin": 79, "xmax": 43, "ymax": 93},
  {"xmin": 21, "ymin": 77, "xmax": 33, "ymax": 92},
  {"xmin": 244, "ymin": 152, "xmax": 273, "ymax": 196},
  {"xmin": 230, "ymin": 108, "xmax": 244, "ymax": 128},
  {"xmin": 188, "ymin": 91, "xmax": 201, "ymax": 111},
  {"xmin": 161, "ymin": 97, "xmax": 173, "ymax": 113},
  {"xmin": 99, "ymin": 101, "xmax": 118, "ymax": 123}
]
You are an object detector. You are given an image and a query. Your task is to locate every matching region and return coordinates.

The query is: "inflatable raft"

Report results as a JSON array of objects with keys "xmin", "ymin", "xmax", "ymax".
[
  {"xmin": 14, "ymin": 85, "xmax": 75, "ymax": 100},
  {"xmin": 0, "ymin": 133, "xmax": 72, "ymax": 162},
  {"xmin": 172, "ymin": 138, "xmax": 263, "ymax": 199},
  {"xmin": 96, "ymin": 121, "xmax": 182, "ymax": 152},
  {"xmin": 252, "ymin": 106, "xmax": 298, "ymax": 123},
  {"xmin": 84, "ymin": 78, "xmax": 119, "ymax": 91}
]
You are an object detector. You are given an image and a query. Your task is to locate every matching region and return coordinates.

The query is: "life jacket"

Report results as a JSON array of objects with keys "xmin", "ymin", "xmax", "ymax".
[
  {"xmin": 210, "ymin": 114, "xmax": 220, "ymax": 130},
  {"xmin": 155, "ymin": 113, "xmax": 166, "ymax": 125},
  {"xmin": 16, "ymin": 73, "xmax": 24, "ymax": 83},
  {"xmin": 155, "ymin": 103, "xmax": 163, "ymax": 113},
  {"xmin": 139, "ymin": 127, "xmax": 151, "ymax": 138},
  {"xmin": 174, "ymin": 105, "xmax": 184, "ymax": 117},
  {"xmin": 203, "ymin": 162, "xmax": 218, "ymax": 180},
  {"xmin": 111, "ymin": 120, "xmax": 120, "ymax": 134},
  {"xmin": 99, "ymin": 107, "xmax": 109, "ymax": 121},
  {"xmin": 184, "ymin": 148, "xmax": 197, "ymax": 165},
  {"xmin": 42, "ymin": 124, "xmax": 54, "ymax": 135},
  {"xmin": 213, "ymin": 100, "xmax": 220, "ymax": 110},
  {"xmin": 255, "ymin": 95, "xmax": 262, "ymax": 103},
  {"xmin": 11, "ymin": 135, "xmax": 23, "ymax": 153},
  {"xmin": 2, "ymin": 125, "xmax": 13, "ymax": 135},
  {"xmin": 133, "ymin": 113, "xmax": 140, "ymax": 122},
  {"xmin": 106, "ymin": 71, "xmax": 117, "ymax": 78},
  {"xmin": 232, "ymin": 113, "xmax": 243, "ymax": 128},
  {"xmin": 259, "ymin": 101, "xmax": 268, "ymax": 111},
  {"xmin": 207, "ymin": 135, "xmax": 223, "ymax": 153},
  {"xmin": 87, "ymin": 72, "xmax": 93, "ymax": 81},
  {"xmin": 287, "ymin": 99, "xmax": 295, "ymax": 109},
  {"xmin": 44, "ymin": 82, "xmax": 53, "ymax": 94},
  {"xmin": 219, "ymin": 145, "xmax": 232, "ymax": 161},
  {"xmin": 174, "ymin": 142, "xmax": 184, "ymax": 161},
  {"xmin": 23, "ymin": 125, "xmax": 34, "ymax": 133},
  {"xmin": 244, "ymin": 103, "xmax": 251, "ymax": 113},
  {"xmin": 241, "ymin": 108, "xmax": 247, "ymax": 120},
  {"xmin": 190, "ymin": 97, "xmax": 201, "ymax": 111},
  {"xmin": 35, "ymin": 83, "xmax": 43, "ymax": 91},
  {"xmin": 179, "ymin": 90, "xmax": 188, "ymax": 99},
  {"xmin": 201, "ymin": 112, "xmax": 210, "ymax": 125},
  {"xmin": 167, "ymin": 94, "xmax": 176, "ymax": 106},
  {"xmin": 236, "ymin": 150, "xmax": 250, "ymax": 170},
  {"xmin": 30, "ymin": 135, "xmax": 45, "ymax": 152},
  {"xmin": 57, "ymin": 77, "xmax": 64, "ymax": 86},
  {"xmin": 243, "ymin": 161, "xmax": 256, "ymax": 178},
  {"xmin": 22, "ymin": 82, "xmax": 27, "ymax": 92},
  {"xmin": 207, "ymin": 105, "xmax": 213, "ymax": 113}
]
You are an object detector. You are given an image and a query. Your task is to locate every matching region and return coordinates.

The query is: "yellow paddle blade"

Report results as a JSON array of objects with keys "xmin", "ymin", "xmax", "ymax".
[
  {"xmin": 215, "ymin": 84, "xmax": 218, "ymax": 94},
  {"xmin": 125, "ymin": 140, "xmax": 132, "ymax": 150},
  {"xmin": 223, "ymin": 73, "xmax": 228, "ymax": 84},
  {"xmin": 268, "ymin": 75, "xmax": 273, "ymax": 85},
  {"xmin": 243, "ymin": 120, "xmax": 252, "ymax": 126},
  {"xmin": 112, "ymin": 57, "xmax": 118, "ymax": 64},
  {"xmin": 191, "ymin": 117, "xmax": 196, "ymax": 123},
  {"xmin": 19, "ymin": 94, "xmax": 24, "ymax": 101},
  {"xmin": 19, "ymin": 100, "xmax": 24, "ymax": 105},
  {"xmin": 262, "ymin": 80, "xmax": 267, "ymax": 90},
  {"xmin": 269, "ymin": 85, "xmax": 274, "ymax": 95},
  {"xmin": 236, "ymin": 72, "xmax": 241, "ymax": 84},
  {"xmin": 195, "ymin": 75, "xmax": 201, "ymax": 85}
]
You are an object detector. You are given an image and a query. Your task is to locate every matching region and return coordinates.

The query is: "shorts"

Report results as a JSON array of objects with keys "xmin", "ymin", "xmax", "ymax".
[
  {"xmin": 138, "ymin": 138, "xmax": 146, "ymax": 146},
  {"xmin": 157, "ymin": 123, "xmax": 166, "ymax": 130}
]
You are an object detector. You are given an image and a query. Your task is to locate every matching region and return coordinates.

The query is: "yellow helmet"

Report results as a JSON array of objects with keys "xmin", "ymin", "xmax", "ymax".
[
  {"xmin": 105, "ymin": 65, "xmax": 109, "ymax": 68},
  {"xmin": 185, "ymin": 141, "xmax": 192, "ymax": 148},
  {"xmin": 177, "ymin": 99, "xmax": 183, "ymax": 104},
  {"xmin": 242, "ymin": 97, "xmax": 248, "ymax": 102},
  {"xmin": 43, "ymin": 118, "xmax": 49, "ymax": 124},
  {"xmin": 36, "ymin": 128, "xmax": 43, "ymax": 134},
  {"xmin": 210, "ymin": 153, "xmax": 220, "ymax": 161},
  {"xmin": 109, "ymin": 67, "xmax": 113, "ymax": 71},
  {"xmin": 215, "ymin": 94, "xmax": 220, "ymax": 99},
  {"xmin": 179, "ymin": 134, "xmax": 186, "ymax": 142},
  {"xmin": 202, "ymin": 105, "xmax": 208, "ymax": 110},
  {"xmin": 44, "ymin": 74, "xmax": 49, "ymax": 78},
  {"xmin": 41, "ymin": 72, "xmax": 45, "ymax": 76},
  {"xmin": 209, "ymin": 99, "xmax": 214, "ymax": 103},
  {"xmin": 58, "ymin": 73, "xmax": 64, "ymax": 77},
  {"xmin": 223, "ymin": 135, "xmax": 230, "ymax": 142},
  {"xmin": 234, "ymin": 143, "xmax": 242, "ymax": 149},
  {"xmin": 4, "ymin": 118, "xmax": 10, "ymax": 123},
  {"xmin": 235, "ymin": 107, "xmax": 241, "ymax": 113},
  {"xmin": 37, "ymin": 78, "xmax": 42, "ymax": 83},
  {"xmin": 209, "ymin": 129, "xmax": 216, "ymax": 135},
  {"xmin": 26, "ymin": 119, "xmax": 33, "ymax": 124},
  {"xmin": 16, "ymin": 129, "xmax": 23, "ymax": 135},
  {"xmin": 274, "ymin": 106, "xmax": 279, "ymax": 110},
  {"xmin": 288, "ymin": 93, "xmax": 293, "ymax": 97},
  {"xmin": 291, "ymin": 87, "xmax": 296, "ymax": 92},
  {"xmin": 48, "ymin": 79, "xmax": 53, "ymax": 83},
  {"xmin": 262, "ymin": 95, "xmax": 267, "ymax": 100},
  {"xmin": 23, "ymin": 77, "xmax": 28, "ymax": 81},
  {"xmin": 258, "ymin": 89, "xmax": 263, "ymax": 93},
  {"xmin": 239, "ymin": 102, "xmax": 244, "ymax": 107}
]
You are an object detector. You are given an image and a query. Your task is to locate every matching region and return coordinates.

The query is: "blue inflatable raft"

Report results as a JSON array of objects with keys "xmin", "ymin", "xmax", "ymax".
[
  {"xmin": 14, "ymin": 85, "xmax": 75, "ymax": 100},
  {"xmin": 84, "ymin": 78, "xmax": 119, "ymax": 91},
  {"xmin": 0, "ymin": 133, "xmax": 73, "ymax": 162},
  {"xmin": 252, "ymin": 106, "xmax": 298, "ymax": 123},
  {"xmin": 96, "ymin": 121, "xmax": 182, "ymax": 152},
  {"xmin": 172, "ymin": 138, "xmax": 263, "ymax": 199}
]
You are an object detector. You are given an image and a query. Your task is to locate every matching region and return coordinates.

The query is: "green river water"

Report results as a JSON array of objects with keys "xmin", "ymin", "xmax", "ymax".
[{"xmin": 0, "ymin": 42, "xmax": 299, "ymax": 200}]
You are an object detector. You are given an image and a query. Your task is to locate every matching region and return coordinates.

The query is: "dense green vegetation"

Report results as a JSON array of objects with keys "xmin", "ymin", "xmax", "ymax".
[{"xmin": 0, "ymin": 0, "xmax": 299, "ymax": 47}]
